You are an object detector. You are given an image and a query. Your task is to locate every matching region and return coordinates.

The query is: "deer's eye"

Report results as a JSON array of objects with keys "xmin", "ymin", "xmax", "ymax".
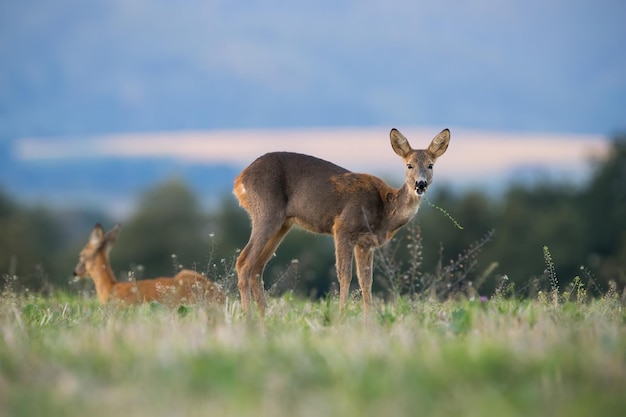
[
  {"xmin": 407, "ymin": 164, "xmax": 413, "ymax": 170},
  {"xmin": 428, "ymin": 163, "xmax": 434, "ymax": 169}
]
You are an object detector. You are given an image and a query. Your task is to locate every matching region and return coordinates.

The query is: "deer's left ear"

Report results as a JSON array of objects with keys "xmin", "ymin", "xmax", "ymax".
[{"xmin": 428, "ymin": 129, "xmax": 450, "ymax": 158}]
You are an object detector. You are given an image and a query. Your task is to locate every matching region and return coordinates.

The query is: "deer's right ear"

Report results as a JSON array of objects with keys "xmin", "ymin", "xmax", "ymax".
[
  {"xmin": 105, "ymin": 224, "xmax": 122, "ymax": 245},
  {"xmin": 89, "ymin": 223, "xmax": 105, "ymax": 245},
  {"xmin": 390, "ymin": 128, "xmax": 412, "ymax": 158}
]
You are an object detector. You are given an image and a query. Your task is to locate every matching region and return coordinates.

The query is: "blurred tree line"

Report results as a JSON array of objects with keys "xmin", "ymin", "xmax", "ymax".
[{"xmin": 1, "ymin": 134, "xmax": 624, "ymax": 299}]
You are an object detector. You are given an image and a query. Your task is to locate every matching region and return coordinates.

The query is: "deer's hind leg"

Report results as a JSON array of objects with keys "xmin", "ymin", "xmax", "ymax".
[
  {"xmin": 354, "ymin": 244, "xmax": 374, "ymax": 313},
  {"xmin": 236, "ymin": 213, "xmax": 291, "ymax": 316},
  {"xmin": 333, "ymin": 233, "xmax": 355, "ymax": 312}
]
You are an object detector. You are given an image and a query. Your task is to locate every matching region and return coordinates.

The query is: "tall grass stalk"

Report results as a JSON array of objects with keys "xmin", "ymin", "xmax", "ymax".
[
  {"xmin": 423, "ymin": 196, "xmax": 464, "ymax": 230},
  {"xmin": 376, "ymin": 224, "xmax": 494, "ymax": 301}
]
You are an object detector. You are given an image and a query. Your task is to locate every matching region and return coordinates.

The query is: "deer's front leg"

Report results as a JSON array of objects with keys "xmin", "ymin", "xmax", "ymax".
[{"xmin": 354, "ymin": 245, "xmax": 374, "ymax": 313}]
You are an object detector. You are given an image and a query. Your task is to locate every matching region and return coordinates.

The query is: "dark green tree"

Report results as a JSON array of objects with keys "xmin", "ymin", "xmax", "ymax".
[
  {"xmin": 580, "ymin": 134, "xmax": 626, "ymax": 286},
  {"xmin": 111, "ymin": 180, "xmax": 210, "ymax": 280},
  {"xmin": 0, "ymin": 190, "xmax": 66, "ymax": 290},
  {"xmin": 490, "ymin": 185, "xmax": 586, "ymax": 290}
]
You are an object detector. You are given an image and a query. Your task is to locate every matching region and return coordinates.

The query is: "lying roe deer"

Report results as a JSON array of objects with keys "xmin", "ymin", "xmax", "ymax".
[
  {"xmin": 234, "ymin": 128, "xmax": 450, "ymax": 315},
  {"xmin": 73, "ymin": 223, "xmax": 225, "ymax": 306}
]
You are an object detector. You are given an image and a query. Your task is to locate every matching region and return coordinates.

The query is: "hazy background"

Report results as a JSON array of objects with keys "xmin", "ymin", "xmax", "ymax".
[{"xmin": 2, "ymin": 0, "xmax": 624, "ymax": 210}]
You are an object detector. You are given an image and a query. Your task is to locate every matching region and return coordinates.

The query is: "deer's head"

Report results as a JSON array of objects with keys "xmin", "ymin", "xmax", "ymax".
[
  {"xmin": 73, "ymin": 223, "xmax": 121, "ymax": 278},
  {"xmin": 390, "ymin": 128, "xmax": 450, "ymax": 196}
]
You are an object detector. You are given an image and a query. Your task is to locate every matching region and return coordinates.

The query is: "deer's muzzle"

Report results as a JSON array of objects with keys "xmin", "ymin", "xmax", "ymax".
[{"xmin": 415, "ymin": 180, "xmax": 428, "ymax": 195}]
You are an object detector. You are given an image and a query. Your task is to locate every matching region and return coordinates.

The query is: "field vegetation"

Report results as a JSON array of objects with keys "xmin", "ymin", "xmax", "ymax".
[{"xmin": 1, "ymin": 272, "xmax": 625, "ymax": 417}]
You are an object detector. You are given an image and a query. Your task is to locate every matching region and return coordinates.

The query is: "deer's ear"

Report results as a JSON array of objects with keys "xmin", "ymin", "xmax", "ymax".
[
  {"xmin": 390, "ymin": 128, "xmax": 412, "ymax": 158},
  {"xmin": 428, "ymin": 129, "xmax": 450, "ymax": 158},
  {"xmin": 104, "ymin": 224, "xmax": 122, "ymax": 246},
  {"xmin": 89, "ymin": 223, "xmax": 105, "ymax": 245}
]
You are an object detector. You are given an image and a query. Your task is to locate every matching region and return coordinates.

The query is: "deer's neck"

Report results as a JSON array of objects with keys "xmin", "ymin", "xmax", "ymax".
[
  {"xmin": 88, "ymin": 254, "xmax": 117, "ymax": 304},
  {"xmin": 386, "ymin": 183, "xmax": 421, "ymax": 230}
]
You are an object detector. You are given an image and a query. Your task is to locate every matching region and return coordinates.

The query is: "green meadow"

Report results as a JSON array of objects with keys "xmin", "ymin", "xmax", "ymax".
[{"xmin": 1, "ymin": 288, "xmax": 624, "ymax": 417}]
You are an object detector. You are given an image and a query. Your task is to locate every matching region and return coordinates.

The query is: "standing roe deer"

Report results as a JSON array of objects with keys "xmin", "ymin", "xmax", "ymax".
[
  {"xmin": 234, "ymin": 128, "xmax": 450, "ymax": 315},
  {"xmin": 73, "ymin": 223, "xmax": 225, "ymax": 306}
]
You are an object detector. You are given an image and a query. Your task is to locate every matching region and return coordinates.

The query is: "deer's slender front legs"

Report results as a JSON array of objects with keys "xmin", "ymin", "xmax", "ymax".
[{"xmin": 354, "ymin": 245, "xmax": 374, "ymax": 313}]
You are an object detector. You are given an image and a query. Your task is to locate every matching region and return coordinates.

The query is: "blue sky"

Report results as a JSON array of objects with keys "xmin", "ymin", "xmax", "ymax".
[{"xmin": 1, "ymin": 0, "xmax": 624, "ymax": 140}]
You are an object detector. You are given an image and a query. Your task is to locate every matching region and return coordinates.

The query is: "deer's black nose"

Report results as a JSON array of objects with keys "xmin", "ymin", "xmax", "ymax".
[{"xmin": 415, "ymin": 180, "xmax": 428, "ymax": 195}]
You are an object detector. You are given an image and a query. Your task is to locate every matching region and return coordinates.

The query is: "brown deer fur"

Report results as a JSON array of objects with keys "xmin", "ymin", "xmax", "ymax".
[
  {"xmin": 73, "ymin": 223, "xmax": 225, "ymax": 307},
  {"xmin": 234, "ymin": 128, "xmax": 450, "ymax": 316}
]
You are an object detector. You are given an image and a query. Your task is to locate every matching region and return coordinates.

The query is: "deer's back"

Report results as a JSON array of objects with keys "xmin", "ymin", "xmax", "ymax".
[
  {"xmin": 110, "ymin": 272, "xmax": 223, "ymax": 305},
  {"xmin": 235, "ymin": 152, "xmax": 392, "ymax": 235}
]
